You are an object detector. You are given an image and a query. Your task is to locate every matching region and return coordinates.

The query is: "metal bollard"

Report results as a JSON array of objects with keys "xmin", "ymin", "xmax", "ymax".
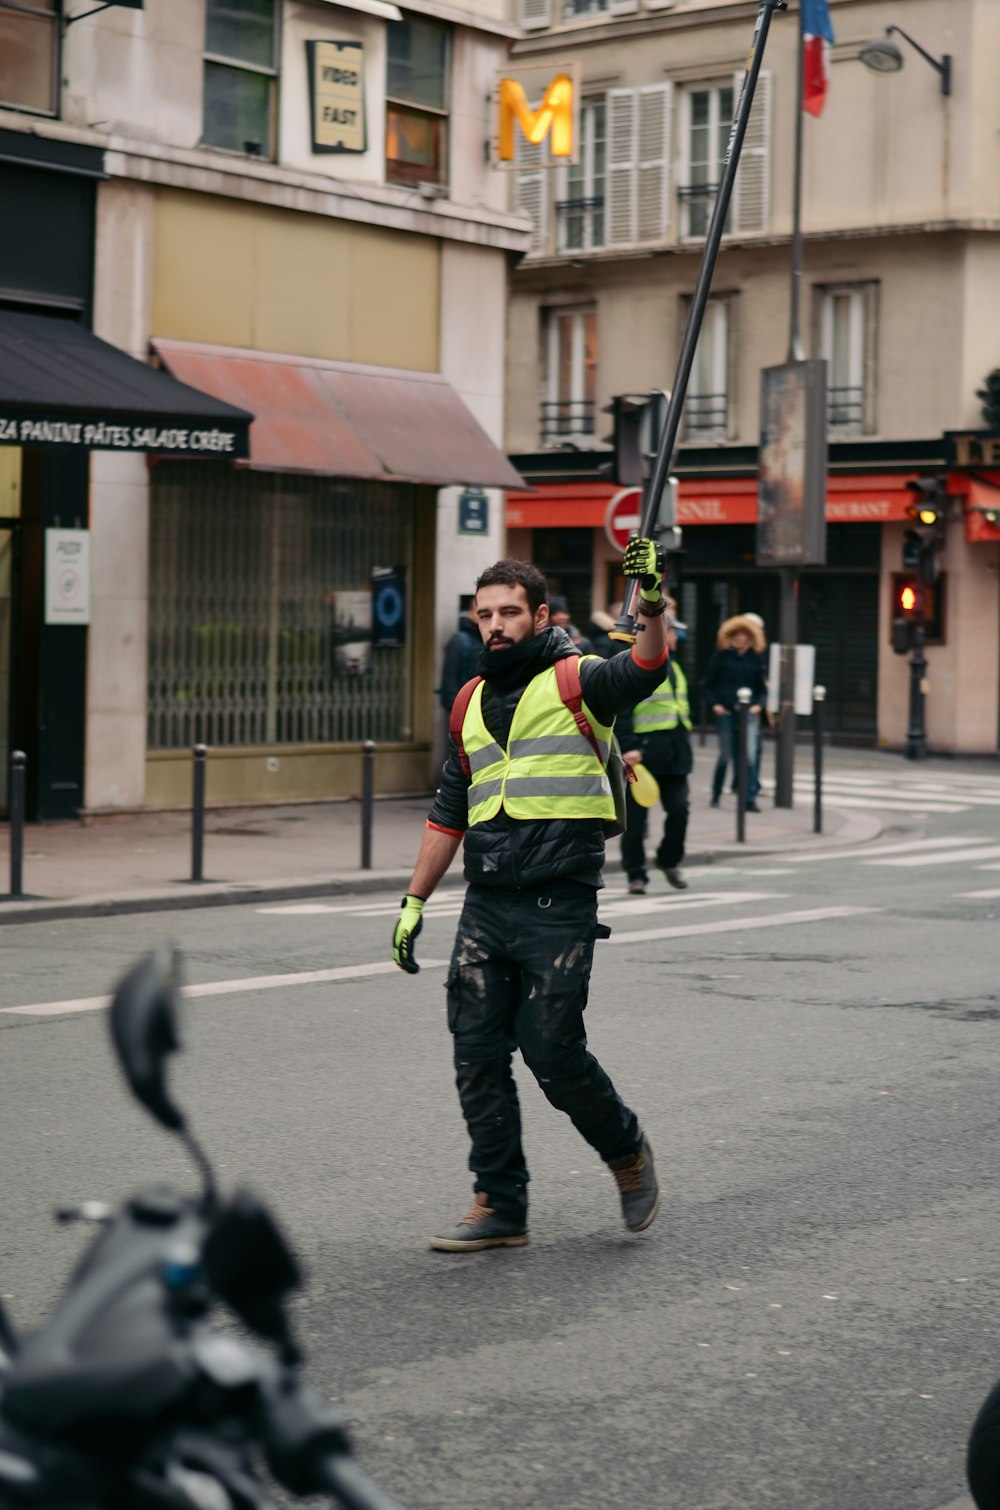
[
  {"xmin": 812, "ymin": 685, "xmax": 826, "ymax": 835},
  {"xmin": 9, "ymin": 750, "xmax": 26, "ymax": 899},
  {"xmin": 735, "ymin": 687, "xmax": 751, "ymax": 844},
  {"xmin": 360, "ymin": 740, "xmax": 375, "ymax": 870},
  {"xmin": 191, "ymin": 744, "xmax": 207, "ymax": 883}
]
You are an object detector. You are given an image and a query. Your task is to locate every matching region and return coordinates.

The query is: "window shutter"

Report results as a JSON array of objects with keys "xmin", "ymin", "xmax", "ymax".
[
  {"xmin": 637, "ymin": 82, "xmax": 673, "ymax": 243},
  {"xmin": 520, "ymin": 0, "xmax": 552, "ymax": 29},
  {"xmin": 515, "ymin": 138, "xmax": 549, "ymax": 255},
  {"xmin": 606, "ymin": 88, "xmax": 637, "ymax": 246},
  {"xmin": 732, "ymin": 67, "xmax": 772, "ymax": 236}
]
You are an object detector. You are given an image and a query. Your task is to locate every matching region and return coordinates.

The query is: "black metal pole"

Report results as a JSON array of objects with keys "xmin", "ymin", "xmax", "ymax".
[
  {"xmin": 9, "ymin": 750, "xmax": 26, "ymax": 900},
  {"xmin": 735, "ymin": 691, "xmax": 750, "ymax": 844},
  {"xmin": 774, "ymin": 568, "xmax": 798, "ymax": 807},
  {"xmin": 191, "ymin": 744, "xmax": 207, "ymax": 883},
  {"xmin": 360, "ymin": 740, "xmax": 375, "ymax": 870},
  {"xmin": 788, "ymin": 0, "xmax": 806, "ymax": 362},
  {"xmin": 812, "ymin": 685, "xmax": 825, "ymax": 834},
  {"xmin": 905, "ymin": 624, "xmax": 928, "ymax": 760},
  {"xmin": 614, "ymin": 0, "xmax": 786, "ymax": 641}
]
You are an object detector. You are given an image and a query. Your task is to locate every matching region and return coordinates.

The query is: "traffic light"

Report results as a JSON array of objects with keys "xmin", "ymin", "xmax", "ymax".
[
  {"xmin": 599, "ymin": 395, "xmax": 649, "ymax": 487},
  {"xmin": 891, "ymin": 577, "xmax": 924, "ymax": 655},
  {"xmin": 599, "ymin": 389, "xmax": 669, "ymax": 488},
  {"xmin": 905, "ymin": 477, "xmax": 948, "ymax": 585}
]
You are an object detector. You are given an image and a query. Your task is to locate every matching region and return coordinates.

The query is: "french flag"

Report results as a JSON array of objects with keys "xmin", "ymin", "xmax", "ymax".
[{"xmin": 802, "ymin": 0, "xmax": 835, "ymax": 117}]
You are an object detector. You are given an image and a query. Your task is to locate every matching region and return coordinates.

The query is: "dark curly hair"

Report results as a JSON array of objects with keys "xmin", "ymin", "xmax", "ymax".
[{"xmin": 474, "ymin": 559, "xmax": 548, "ymax": 616}]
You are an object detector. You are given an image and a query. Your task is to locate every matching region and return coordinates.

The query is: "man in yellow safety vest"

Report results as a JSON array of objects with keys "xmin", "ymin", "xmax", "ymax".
[{"xmin": 392, "ymin": 543, "xmax": 671, "ymax": 1252}]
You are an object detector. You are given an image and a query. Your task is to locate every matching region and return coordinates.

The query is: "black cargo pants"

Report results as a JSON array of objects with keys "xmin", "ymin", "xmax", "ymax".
[{"xmin": 445, "ymin": 880, "xmax": 641, "ymax": 1218}]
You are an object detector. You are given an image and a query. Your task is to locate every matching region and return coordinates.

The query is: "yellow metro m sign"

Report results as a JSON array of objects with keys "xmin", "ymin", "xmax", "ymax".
[{"xmin": 497, "ymin": 73, "xmax": 575, "ymax": 161}]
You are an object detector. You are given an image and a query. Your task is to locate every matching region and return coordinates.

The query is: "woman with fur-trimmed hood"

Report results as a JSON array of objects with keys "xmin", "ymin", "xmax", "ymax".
[{"xmin": 700, "ymin": 615, "xmax": 768, "ymax": 809}]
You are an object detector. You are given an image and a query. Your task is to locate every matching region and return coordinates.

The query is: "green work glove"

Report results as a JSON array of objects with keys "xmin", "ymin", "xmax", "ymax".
[
  {"xmin": 622, "ymin": 536, "xmax": 665, "ymax": 601},
  {"xmin": 392, "ymin": 894, "xmax": 425, "ymax": 974}
]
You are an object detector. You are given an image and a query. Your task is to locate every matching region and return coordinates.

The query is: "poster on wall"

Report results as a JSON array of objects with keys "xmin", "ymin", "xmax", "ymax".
[
  {"xmin": 307, "ymin": 40, "xmax": 366, "ymax": 154},
  {"xmin": 333, "ymin": 590, "xmax": 372, "ymax": 677},
  {"xmin": 756, "ymin": 359, "xmax": 828, "ymax": 567},
  {"xmin": 45, "ymin": 528, "xmax": 91, "ymax": 625},
  {"xmin": 371, "ymin": 565, "xmax": 406, "ymax": 648}
]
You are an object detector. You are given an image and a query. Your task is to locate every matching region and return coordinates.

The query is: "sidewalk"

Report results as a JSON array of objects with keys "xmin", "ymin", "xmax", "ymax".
[{"xmin": 0, "ymin": 747, "xmax": 882, "ymax": 925}]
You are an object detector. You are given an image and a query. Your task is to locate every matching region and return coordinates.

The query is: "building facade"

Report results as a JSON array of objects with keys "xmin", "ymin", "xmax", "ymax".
[
  {"xmin": 0, "ymin": 0, "xmax": 527, "ymax": 818},
  {"xmin": 503, "ymin": 0, "xmax": 1000, "ymax": 754}
]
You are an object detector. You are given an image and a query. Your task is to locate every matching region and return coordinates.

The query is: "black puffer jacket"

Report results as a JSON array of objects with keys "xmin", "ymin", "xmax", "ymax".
[{"xmin": 428, "ymin": 625, "xmax": 669, "ymax": 889}]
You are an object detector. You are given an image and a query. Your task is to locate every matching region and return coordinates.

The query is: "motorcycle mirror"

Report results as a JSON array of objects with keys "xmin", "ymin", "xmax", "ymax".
[
  {"xmin": 109, "ymin": 948, "xmax": 186, "ymax": 1133},
  {"xmin": 203, "ymin": 1189, "xmax": 302, "ymax": 1348}
]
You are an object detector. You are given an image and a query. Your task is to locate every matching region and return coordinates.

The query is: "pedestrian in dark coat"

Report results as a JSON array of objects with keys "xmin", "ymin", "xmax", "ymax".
[
  {"xmin": 436, "ymin": 602, "xmax": 480, "ymax": 710},
  {"xmin": 701, "ymin": 615, "xmax": 767, "ymax": 809}
]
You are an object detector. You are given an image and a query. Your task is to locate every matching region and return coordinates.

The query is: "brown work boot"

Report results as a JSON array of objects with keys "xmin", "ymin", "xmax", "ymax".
[
  {"xmin": 608, "ymin": 1134, "xmax": 661, "ymax": 1232},
  {"xmin": 429, "ymin": 1192, "xmax": 530, "ymax": 1253}
]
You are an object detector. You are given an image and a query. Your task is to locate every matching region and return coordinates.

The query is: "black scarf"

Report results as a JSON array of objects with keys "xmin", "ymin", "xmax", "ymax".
[{"xmin": 477, "ymin": 627, "xmax": 561, "ymax": 694}]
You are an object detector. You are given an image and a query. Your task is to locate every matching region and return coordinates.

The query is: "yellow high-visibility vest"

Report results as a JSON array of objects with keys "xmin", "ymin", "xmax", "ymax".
[
  {"xmin": 462, "ymin": 662, "xmax": 616, "ymax": 825},
  {"xmin": 632, "ymin": 662, "xmax": 692, "ymax": 733}
]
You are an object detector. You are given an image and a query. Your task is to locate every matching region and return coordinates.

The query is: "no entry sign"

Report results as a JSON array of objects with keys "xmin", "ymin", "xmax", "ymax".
[{"xmin": 604, "ymin": 487, "xmax": 643, "ymax": 550}]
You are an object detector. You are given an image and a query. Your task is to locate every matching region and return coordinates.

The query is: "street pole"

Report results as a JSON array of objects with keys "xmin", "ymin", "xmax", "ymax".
[
  {"xmin": 812, "ymin": 684, "xmax": 826, "ymax": 833},
  {"xmin": 905, "ymin": 624, "xmax": 929, "ymax": 760},
  {"xmin": 735, "ymin": 687, "xmax": 751, "ymax": 844},
  {"xmin": 613, "ymin": 0, "xmax": 786, "ymax": 642}
]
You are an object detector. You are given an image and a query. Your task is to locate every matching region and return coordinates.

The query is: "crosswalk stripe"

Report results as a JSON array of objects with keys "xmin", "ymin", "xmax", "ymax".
[
  {"xmin": 958, "ymin": 889, "xmax": 1000, "ymax": 899},
  {"xmin": 601, "ymin": 905, "xmax": 876, "ymax": 946},
  {"xmin": 777, "ymin": 836, "xmax": 993, "ymax": 865},
  {"xmin": 599, "ymin": 891, "xmax": 778, "ymax": 918},
  {"xmin": 806, "ymin": 796, "xmax": 968, "ymax": 813},
  {"xmin": 864, "ymin": 844, "xmax": 1000, "ymax": 868}
]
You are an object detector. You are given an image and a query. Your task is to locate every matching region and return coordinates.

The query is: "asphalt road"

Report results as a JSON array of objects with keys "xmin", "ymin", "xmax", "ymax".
[{"xmin": 2, "ymin": 774, "xmax": 1000, "ymax": 1509}]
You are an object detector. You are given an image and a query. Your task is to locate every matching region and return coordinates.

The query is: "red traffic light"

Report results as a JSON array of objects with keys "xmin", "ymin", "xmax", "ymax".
[
  {"xmin": 900, "ymin": 584, "xmax": 917, "ymax": 613},
  {"xmin": 896, "ymin": 579, "xmax": 924, "ymax": 618}
]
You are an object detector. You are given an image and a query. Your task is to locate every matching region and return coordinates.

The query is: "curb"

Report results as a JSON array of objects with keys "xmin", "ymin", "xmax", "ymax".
[{"xmin": 0, "ymin": 812, "xmax": 883, "ymax": 926}]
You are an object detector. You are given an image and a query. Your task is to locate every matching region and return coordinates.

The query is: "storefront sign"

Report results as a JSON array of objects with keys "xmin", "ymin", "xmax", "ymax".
[
  {"xmin": 0, "ymin": 413, "xmax": 246, "ymax": 456},
  {"xmin": 946, "ymin": 431, "xmax": 1000, "ymax": 468},
  {"xmin": 458, "ymin": 487, "xmax": 489, "ymax": 535},
  {"xmin": 45, "ymin": 528, "xmax": 90, "ymax": 625},
  {"xmin": 308, "ymin": 40, "xmax": 366, "ymax": 154},
  {"xmin": 494, "ymin": 61, "xmax": 579, "ymax": 167},
  {"xmin": 371, "ymin": 565, "xmax": 406, "ymax": 648}
]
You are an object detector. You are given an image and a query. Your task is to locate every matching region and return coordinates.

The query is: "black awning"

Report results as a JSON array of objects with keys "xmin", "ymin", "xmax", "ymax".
[{"xmin": 0, "ymin": 311, "xmax": 253, "ymax": 458}]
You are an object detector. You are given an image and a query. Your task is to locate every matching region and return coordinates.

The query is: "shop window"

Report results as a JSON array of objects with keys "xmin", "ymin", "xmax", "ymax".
[
  {"xmin": 679, "ymin": 73, "xmax": 771, "ymax": 241},
  {"xmin": 684, "ymin": 295, "xmax": 733, "ymax": 440},
  {"xmin": 148, "ymin": 467, "xmax": 415, "ymax": 750},
  {"xmin": 816, "ymin": 283, "xmax": 878, "ymax": 436},
  {"xmin": 556, "ymin": 98, "xmax": 606, "ymax": 254},
  {"xmin": 385, "ymin": 16, "xmax": 449, "ymax": 188},
  {"xmin": 203, "ymin": 0, "xmax": 279, "ymax": 158},
  {"xmin": 542, "ymin": 306, "xmax": 597, "ymax": 444},
  {"xmin": 0, "ymin": 0, "xmax": 59, "ymax": 116}
]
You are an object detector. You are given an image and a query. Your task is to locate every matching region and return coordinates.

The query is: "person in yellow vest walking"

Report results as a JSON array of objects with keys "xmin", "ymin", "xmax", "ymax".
[
  {"xmin": 619, "ymin": 613, "xmax": 693, "ymax": 894},
  {"xmin": 391, "ymin": 545, "xmax": 670, "ymax": 1252}
]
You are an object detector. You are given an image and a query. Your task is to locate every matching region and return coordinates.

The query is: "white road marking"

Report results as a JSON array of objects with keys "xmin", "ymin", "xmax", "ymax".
[
  {"xmin": 777, "ymin": 836, "xmax": 994, "ymax": 865},
  {"xmin": 864, "ymin": 844, "xmax": 1000, "ymax": 868},
  {"xmin": 0, "ymin": 907, "xmax": 875, "ymax": 1018},
  {"xmin": 957, "ymin": 889, "xmax": 1000, "ymax": 899},
  {"xmin": 601, "ymin": 905, "xmax": 876, "ymax": 946},
  {"xmin": 0, "ymin": 959, "xmax": 450, "ymax": 1018},
  {"xmin": 599, "ymin": 891, "xmax": 778, "ymax": 918}
]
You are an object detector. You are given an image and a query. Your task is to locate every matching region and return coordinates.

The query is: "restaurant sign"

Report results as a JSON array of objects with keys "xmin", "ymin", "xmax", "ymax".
[
  {"xmin": 308, "ymin": 40, "xmax": 366, "ymax": 154},
  {"xmin": 0, "ymin": 413, "xmax": 247, "ymax": 456}
]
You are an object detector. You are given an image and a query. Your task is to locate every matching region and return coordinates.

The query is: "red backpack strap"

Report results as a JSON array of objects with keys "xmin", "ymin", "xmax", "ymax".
[
  {"xmin": 554, "ymin": 656, "xmax": 603, "ymax": 764},
  {"xmin": 449, "ymin": 676, "xmax": 483, "ymax": 779}
]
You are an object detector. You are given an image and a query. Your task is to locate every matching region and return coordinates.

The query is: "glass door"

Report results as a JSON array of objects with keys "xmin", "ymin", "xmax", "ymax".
[{"xmin": 0, "ymin": 526, "xmax": 12, "ymax": 814}]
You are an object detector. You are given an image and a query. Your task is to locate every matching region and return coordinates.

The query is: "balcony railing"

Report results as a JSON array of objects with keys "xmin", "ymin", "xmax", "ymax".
[
  {"xmin": 828, "ymin": 385, "xmax": 865, "ymax": 433},
  {"xmin": 555, "ymin": 195, "xmax": 605, "ymax": 253},
  {"xmin": 684, "ymin": 391, "xmax": 728, "ymax": 436},
  {"xmin": 541, "ymin": 400, "xmax": 596, "ymax": 444}
]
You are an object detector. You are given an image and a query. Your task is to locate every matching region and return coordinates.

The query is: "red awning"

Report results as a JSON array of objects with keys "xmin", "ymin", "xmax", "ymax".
[
  {"xmin": 960, "ymin": 476, "xmax": 1000, "ymax": 542},
  {"xmin": 507, "ymin": 471, "xmax": 925, "ymax": 528},
  {"xmin": 152, "ymin": 339, "xmax": 524, "ymax": 490}
]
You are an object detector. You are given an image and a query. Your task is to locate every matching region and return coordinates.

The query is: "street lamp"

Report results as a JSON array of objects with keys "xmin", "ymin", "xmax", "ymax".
[{"xmin": 859, "ymin": 26, "xmax": 952, "ymax": 96}]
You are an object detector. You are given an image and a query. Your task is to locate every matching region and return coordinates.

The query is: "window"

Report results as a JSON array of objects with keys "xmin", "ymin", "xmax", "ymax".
[
  {"xmin": 203, "ymin": 0, "xmax": 278, "ymax": 157},
  {"xmin": 556, "ymin": 99, "xmax": 605, "ymax": 253},
  {"xmin": 0, "ymin": 0, "xmax": 59, "ymax": 115},
  {"xmin": 680, "ymin": 73, "xmax": 772, "ymax": 241},
  {"xmin": 817, "ymin": 283, "xmax": 878, "ymax": 435},
  {"xmin": 680, "ymin": 83, "xmax": 732, "ymax": 241},
  {"xmin": 563, "ymin": 0, "xmax": 607, "ymax": 17},
  {"xmin": 385, "ymin": 16, "xmax": 449, "ymax": 188},
  {"xmin": 684, "ymin": 296, "xmax": 732, "ymax": 440},
  {"xmin": 542, "ymin": 307, "xmax": 597, "ymax": 444}
]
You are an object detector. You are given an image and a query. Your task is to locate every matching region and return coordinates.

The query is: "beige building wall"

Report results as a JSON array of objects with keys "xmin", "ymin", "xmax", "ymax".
[
  {"xmin": 279, "ymin": 1, "xmax": 388, "ymax": 184},
  {"xmin": 151, "ymin": 189, "xmax": 440, "ymax": 370}
]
